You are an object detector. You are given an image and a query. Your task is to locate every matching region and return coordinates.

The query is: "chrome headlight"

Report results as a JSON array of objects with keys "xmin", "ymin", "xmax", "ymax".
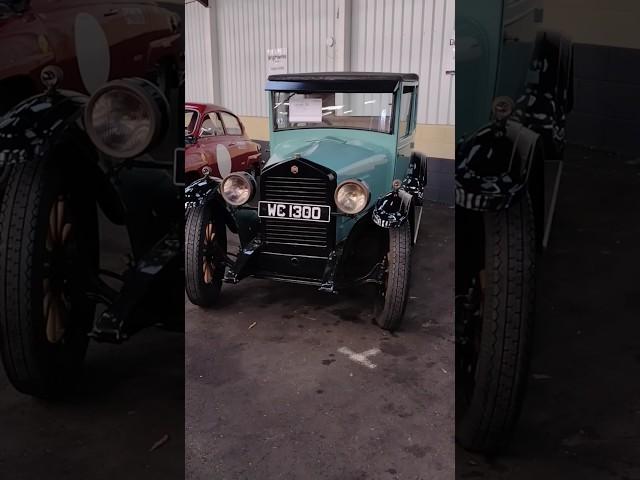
[
  {"xmin": 84, "ymin": 78, "xmax": 169, "ymax": 159},
  {"xmin": 220, "ymin": 172, "xmax": 255, "ymax": 206},
  {"xmin": 335, "ymin": 179, "xmax": 370, "ymax": 215}
]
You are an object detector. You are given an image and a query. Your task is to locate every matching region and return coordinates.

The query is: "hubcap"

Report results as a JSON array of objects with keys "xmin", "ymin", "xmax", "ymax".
[{"xmin": 44, "ymin": 195, "xmax": 73, "ymax": 344}]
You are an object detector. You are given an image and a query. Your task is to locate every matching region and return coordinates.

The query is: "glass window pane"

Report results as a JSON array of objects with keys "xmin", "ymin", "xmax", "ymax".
[
  {"xmin": 219, "ymin": 112, "xmax": 243, "ymax": 135},
  {"xmin": 200, "ymin": 113, "xmax": 224, "ymax": 136},
  {"xmin": 272, "ymin": 91, "xmax": 395, "ymax": 134}
]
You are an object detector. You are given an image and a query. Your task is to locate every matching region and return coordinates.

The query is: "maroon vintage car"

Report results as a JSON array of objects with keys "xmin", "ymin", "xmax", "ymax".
[
  {"xmin": 185, "ymin": 102, "xmax": 262, "ymax": 183},
  {"xmin": 0, "ymin": 0, "xmax": 182, "ymax": 112}
]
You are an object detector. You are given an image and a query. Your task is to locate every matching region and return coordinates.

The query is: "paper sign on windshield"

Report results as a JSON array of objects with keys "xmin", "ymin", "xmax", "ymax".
[{"xmin": 289, "ymin": 97, "xmax": 323, "ymax": 123}]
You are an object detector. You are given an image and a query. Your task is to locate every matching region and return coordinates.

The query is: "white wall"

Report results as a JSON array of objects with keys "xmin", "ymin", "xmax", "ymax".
[
  {"xmin": 188, "ymin": 0, "xmax": 455, "ymax": 125},
  {"xmin": 185, "ymin": 0, "xmax": 217, "ymax": 103},
  {"xmin": 543, "ymin": 0, "xmax": 640, "ymax": 49},
  {"xmin": 351, "ymin": 0, "xmax": 455, "ymax": 124}
]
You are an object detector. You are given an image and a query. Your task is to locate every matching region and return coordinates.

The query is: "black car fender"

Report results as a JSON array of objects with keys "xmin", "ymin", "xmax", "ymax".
[
  {"xmin": 0, "ymin": 90, "xmax": 126, "ymax": 224},
  {"xmin": 372, "ymin": 151, "xmax": 427, "ymax": 232},
  {"xmin": 512, "ymin": 30, "xmax": 574, "ymax": 158},
  {"xmin": 184, "ymin": 175, "xmax": 238, "ymax": 234},
  {"xmin": 455, "ymin": 119, "xmax": 540, "ymax": 212}
]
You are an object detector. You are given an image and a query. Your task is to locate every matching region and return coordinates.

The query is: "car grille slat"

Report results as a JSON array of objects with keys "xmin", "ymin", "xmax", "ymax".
[{"xmin": 262, "ymin": 174, "xmax": 332, "ymax": 250}]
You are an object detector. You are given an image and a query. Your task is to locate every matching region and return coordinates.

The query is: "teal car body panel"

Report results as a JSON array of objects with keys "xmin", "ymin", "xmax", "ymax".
[{"xmin": 264, "ymin": 131, "xmax": 398, "ymax": 242}]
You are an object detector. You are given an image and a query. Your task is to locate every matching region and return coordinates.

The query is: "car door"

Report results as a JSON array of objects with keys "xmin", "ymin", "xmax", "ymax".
[{"xmin": 218, "ymin": 111, "xmax": 252, "ymax": 172}]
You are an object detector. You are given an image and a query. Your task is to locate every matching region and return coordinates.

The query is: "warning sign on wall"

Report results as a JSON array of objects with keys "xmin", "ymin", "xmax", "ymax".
[{"xmin": 267, "ymin": 48, "xmax": 288, "ymax": 77}]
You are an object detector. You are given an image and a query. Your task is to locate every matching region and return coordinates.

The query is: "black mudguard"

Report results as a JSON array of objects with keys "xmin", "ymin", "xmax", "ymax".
[
  {"xmin": 513, "ymin": 30, "xmax": 574, "ymax": 157},
  {"xmin": 372, "ymin": 152, "xmax": 428, "ymax": 228},
  {"xmin": 455, "ymin": 120, "xmax": 540, "ymax": 212},
  {"xmin": 0, "ymin": 90, "xmax": 126, "ymax": 224},
  {"xmin": 456, "ymin": 30, "xmax": 572, "ymax": 214},
  {"xmin": 0, "ymin": 90, "xmax": 89, "ymax": 172},
  {"xmin": 184, "ymin": 176, "xmax": 238, "ymax": 234}
]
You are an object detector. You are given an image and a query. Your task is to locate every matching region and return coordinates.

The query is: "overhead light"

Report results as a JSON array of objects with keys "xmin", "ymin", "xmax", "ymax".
[
  {"xmin": 364, "ymin": 100, "xmax": 376, "ymax": 105},
  {"xmin": 343, "ymin": 110, "xmax": 353, "ymax": 114},
  {"xmin": 322, "ymin": 105, "xmax": 343, "ymax": 111}
]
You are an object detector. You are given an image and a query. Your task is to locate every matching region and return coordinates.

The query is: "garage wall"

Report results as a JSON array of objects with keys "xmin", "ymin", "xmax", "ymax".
[
  {"xmin": 186, "ymin": 0, "xmax": 217, "ymax": 103},
  {"xmin": 542, "ymin": 0, "xmax": 640, "ymax": 154},
  {"xmin": 351, "ymin": 0, "xmax": 455, "ymax": 125},
  {"xmin": 187, "ymin": 0, "xmax": 455, "ymax": 160},
  {"xmin": 215, "ymin": 0, "xmax": 342, "ymax": 117},
  {"xmin": 212, "ymin": 0, "xmax": 454, "ymax": 126}
]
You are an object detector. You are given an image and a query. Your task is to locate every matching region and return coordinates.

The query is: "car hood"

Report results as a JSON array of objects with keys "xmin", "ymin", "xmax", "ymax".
[{"xmin": 265, "ymin": 135, "xmax": 395, "ymax": 201}]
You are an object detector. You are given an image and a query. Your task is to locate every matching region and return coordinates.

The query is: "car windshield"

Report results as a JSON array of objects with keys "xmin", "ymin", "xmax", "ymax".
[
  {"xmin": 272, "ymin": 92, "xmax": 395, "ymax": 134},
  {"xmin": 185, "ymin": 109, "xmax": 198, "ymax": 135}
]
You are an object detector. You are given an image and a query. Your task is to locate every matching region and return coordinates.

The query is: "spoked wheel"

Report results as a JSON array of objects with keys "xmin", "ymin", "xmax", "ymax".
[
  {"xmin": 185, "ymin": 205, "xmax": 227, "ymax": 306},
  {"xmin": 456, "ymin": 194, "xmax": 536, "ymax": 453},
  {"xmin": 374, "ymin": 222, "xmax": 412, "ymax": 331},
  {"xmin": 0, "ymin": 159, "xmax": 98, "ymax": 398}
]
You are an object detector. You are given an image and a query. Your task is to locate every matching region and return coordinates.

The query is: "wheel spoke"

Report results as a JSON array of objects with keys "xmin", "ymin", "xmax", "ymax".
[
  {"xmin": 56, "ymin": 197, "xmax": 65, "ymax": 238},
  {"xmin": 61, "ymin": 223, "xmax": 72, "ymax": 244},
  {"xmin": 203, "ymin": 258, "xmax": 214, "ymax": 284}
]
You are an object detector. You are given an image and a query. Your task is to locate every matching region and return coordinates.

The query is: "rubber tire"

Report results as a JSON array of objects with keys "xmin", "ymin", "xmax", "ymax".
[
  {"xmin": 0, "ymin": 160, "xmax": 97, "ymax": 398},
  {"xmin": 375, "ymin": 222, "xmax": 412, "ymax": 331},
  {"xmin": 185, "ymin": 205, "xmax": 226, "ymax": 307},
  {"xmin": 456, "ymin": 193, "xmax": 536, "ymax": 453}
]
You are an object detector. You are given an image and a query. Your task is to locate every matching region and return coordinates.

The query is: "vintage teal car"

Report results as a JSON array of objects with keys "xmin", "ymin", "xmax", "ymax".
[
  {"xmin": 185, "ymin": 72, "xmax": 427, "ymax": 331},
  {"xmin": 456, "ymin": 0, "xmax": 573, "ymax": 454}
]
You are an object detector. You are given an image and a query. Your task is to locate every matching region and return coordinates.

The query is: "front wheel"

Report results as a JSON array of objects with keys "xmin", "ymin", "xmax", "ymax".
[
  {"xmin": 374, "ymin": 223, "xmax": 412, "ymax": 331},
  {"xmin": 456, "ymin": 194, "xmax": 536, "ymax": 453},
  {"xmin": 185, "ymin": 205, "xmax": 227, "ymax": 307},
  {"xmin": 0, "ymin": 159, "xmax": 98, "ymax": 398}
]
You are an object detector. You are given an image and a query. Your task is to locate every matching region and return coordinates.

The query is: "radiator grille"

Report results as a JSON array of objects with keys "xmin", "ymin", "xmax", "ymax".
[
  {"xmin": 263, "ymin": 219, "xmax": 329, "ymax": 248},
  {"xmin": 263, "ymin": 176, "xmax": 329, "ymax": 204},
  {"xmin": 262, "ymin": 175, "xmax": 331, "ymax": 249}
]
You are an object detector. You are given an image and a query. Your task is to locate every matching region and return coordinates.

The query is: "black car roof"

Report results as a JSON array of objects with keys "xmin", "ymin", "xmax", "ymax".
[
  {"xmin": 268, "ymin": 72, "xmax": 418, "ymax": 82},
  {"xmin": 265, "ymin": 72, "xmax": 419, "ymax": 93}
]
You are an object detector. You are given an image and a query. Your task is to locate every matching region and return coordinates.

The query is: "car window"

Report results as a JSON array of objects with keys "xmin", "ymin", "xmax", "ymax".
[
  {"xmin": 399, "ymin": 87, "xmax": 415, "ymax": 137},
  {"xmin": 272, "ymin": 91, "xmax": 395, "ymax": 134},
  {"xmin": 185, "ymin": 110, "xmax": 198, "ymax": 135},
  {"xmin": 200, "ymin": 113, "xmax": 225, "ymax": 137},
  {"xmin": 219, "ymin": 112, "xmax": 243, "ymax": 136}
]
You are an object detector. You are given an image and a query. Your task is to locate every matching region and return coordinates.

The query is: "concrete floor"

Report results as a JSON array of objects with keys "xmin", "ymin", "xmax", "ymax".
[
  {"xmin": 0, "ymin": 222, "xmax": 185, "ymax": 480},
  {"xmin": 456, "ymin": 145, "xmax": 640, "ymax": 479},
  {"xmin": 186, "ymin": 201, "xmax": 454, "ymax": 480}
]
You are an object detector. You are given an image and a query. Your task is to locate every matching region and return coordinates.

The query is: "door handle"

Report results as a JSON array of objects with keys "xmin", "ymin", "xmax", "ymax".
[{"xmin": 104, "ymin": 8, "xmax": 119, "ymax": 17}]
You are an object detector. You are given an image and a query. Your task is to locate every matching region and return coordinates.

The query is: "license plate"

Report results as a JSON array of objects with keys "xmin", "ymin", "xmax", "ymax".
[
  {"xmin": 258, "ymin": 201, "xmax": 331, "ymax": 222},
  {"xmin": 173, "ymin": 148, "xmax": 184, "ymax": 186}
]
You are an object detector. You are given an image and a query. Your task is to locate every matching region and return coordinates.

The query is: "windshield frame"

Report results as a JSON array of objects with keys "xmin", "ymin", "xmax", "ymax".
[{"xmin": 270, "ymin": 91, "xmax": 398, "ymax": 136}]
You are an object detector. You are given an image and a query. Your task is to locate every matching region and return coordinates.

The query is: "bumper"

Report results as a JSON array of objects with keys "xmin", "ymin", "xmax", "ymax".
[{"xmin": 223, "ymin": 236, "xmax": 337, "ymax": 289}]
